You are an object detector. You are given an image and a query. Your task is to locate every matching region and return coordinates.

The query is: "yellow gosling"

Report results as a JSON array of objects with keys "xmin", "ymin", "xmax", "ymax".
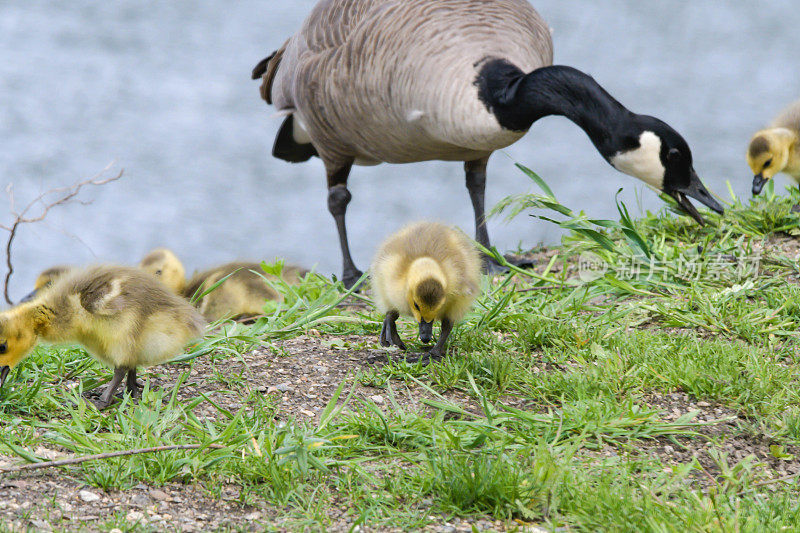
[
  {"xmin": 20, "ymin": 265, "xmax": 72, "ymax": 302},
  {"xmin": 139, "ymin": 248, "xmax": 187, "ymax": 294},
  {"xmin": 371, "ymin": 221, "xmax": 481, "ymax": 363},
  {"xmin": 0, "ymin": 265, "xmax": 206, "ymax": 408},
  {"xmin": 184, "ymin": 262, "xmax": 307, "ymax": 322},
  {"xmin": 747, "ymin": 100, "xmax": 800, "ymax": 201}
]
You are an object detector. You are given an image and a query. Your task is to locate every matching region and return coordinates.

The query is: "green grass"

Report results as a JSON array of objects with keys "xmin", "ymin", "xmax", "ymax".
[{"xmin": 2, "ymin": 169, "xmax": 800, "ymax": 531}]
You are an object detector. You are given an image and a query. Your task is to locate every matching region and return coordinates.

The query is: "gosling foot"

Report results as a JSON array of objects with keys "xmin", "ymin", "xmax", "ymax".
[
  {"xmin": 791, "ymin": 203, "xmax": 800, "ymax": 214},
  {"xmin": 405, "ymin": 348, "xmax": 446, "ymax": 365},
  {"xmin": 380, "ymin": 311, "xmax": 407, "ymax": 351}
]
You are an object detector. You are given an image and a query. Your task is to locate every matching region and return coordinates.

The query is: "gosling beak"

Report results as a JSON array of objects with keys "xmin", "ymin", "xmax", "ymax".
[
  {"xmin": 0, "ymin": 366, "xmax": 9, "ymax": 389},
  {"xmin": 667, "ymin": 169, "xmax": 724, "ymax": 226},
  {"xmin": 19, "ymin": 289, "xmax": 38, "ymax": 303},
  {"xmin": 752, "ymin": 174, "xmax": 767, "ymax": 196},
  {"xmin": 418, "ymin": 320, "xmax": 433, "ymax": 344}
]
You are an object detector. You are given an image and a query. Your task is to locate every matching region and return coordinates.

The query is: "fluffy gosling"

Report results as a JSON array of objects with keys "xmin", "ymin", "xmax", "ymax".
[
  {"xmin": 747, "ymin": 100, "xmax": 800, "ymax": 203},
  {"xmin": 0, "ymin": 265, "xmax": 206, "ymax": 408},
  {"xmin": 371, "ymin": 221, "xmax": 481, "ymax": 364},
  {"xmin": 20, "ymin": 265, "xmax": 72, "ymax": 302},
  {"xmin": 139, "ymin": 248, "xmax": 307, "ymax": 321}
]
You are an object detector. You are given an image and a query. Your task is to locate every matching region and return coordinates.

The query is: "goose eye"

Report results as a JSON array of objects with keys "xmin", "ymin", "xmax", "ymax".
[
  {"xmin": 764, "ymin": 158, "xmax": 773, "ymax": 169},
  {"xmin": 0, "ymin": 342, "xmax": 7, "ymax": 354},
  {"xmin": 155, "ymin": 270, "xmax": 163, "ymax": 275},
  {"xmin": 413, "ymin": 302, "xmax": 420, "ymax": 311}
]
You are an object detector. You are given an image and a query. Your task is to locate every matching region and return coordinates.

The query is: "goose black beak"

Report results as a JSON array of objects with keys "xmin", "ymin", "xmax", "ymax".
[
  {"xmin": 752, "ymin": 174, "xmax": 767, "ymax": 196},
  {"xmin": 667, "ymin": 170, "xmax": 724, "ymax": 226},
  {"xmin": 0, "ymin": 366, "xmax": 9, "ymax": 389},
  {"xmin": 418, "ymin": 320, "xmax": 433, "ymax": 344},
  {"xmin": 19, "ymin": 289, "xmax": 38, "ymax": 303}
]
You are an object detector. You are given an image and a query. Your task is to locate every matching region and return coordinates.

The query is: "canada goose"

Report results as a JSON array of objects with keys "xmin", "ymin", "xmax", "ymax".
[
  {"xmin": 185, "ymin": 262, "xmax": 308, "ymax": 321},
  {"xmin": 139, "ymin": 249, "xmax": 308, "ymax": 321},
  {"xmin": 19, "ymin": 265, "xmax": 72, "ymax": 302},
  {"xmin": 371, "ymin": 221, "xmax": 481, "ymax": 363},
  {"xmin": 252, "ymin": 0, "xmax": 724, "ymax": 288},
  {"xmin": 747, "ymin": 101, "xmax": 800, "ymax": 203},
  {"xmin": 0, "ymin": 265, "xmax": 206, "ymax": 408},
  {"xmin": 139, "ymin": 248, "xmax": 187, "ymax": 294}
]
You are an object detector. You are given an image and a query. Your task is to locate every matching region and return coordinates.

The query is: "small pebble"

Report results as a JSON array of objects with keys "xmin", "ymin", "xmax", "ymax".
[
  {"xmin": 126, "ymin": 511, "xmax": 145, "ymax": 522},
  {"xmin": 276, "ymin": 383, "xmax": 293, "ymax": 393},
  {"xmin": 370, "ymin": 395, "xmax": 385, "ymax": 405},
  {"xmin": 149, "ymin": 489, "xmax": 170, "ymax": 501},
  {"xmin": 78, "ymin": 490, "xmax": 100, "ymax": 503}
]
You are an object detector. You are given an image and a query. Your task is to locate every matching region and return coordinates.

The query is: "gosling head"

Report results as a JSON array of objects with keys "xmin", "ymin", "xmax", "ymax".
[
  {"xmin": 748, "ymin": 129, "xmax": 796, "ymax": 195},
  {"xmin": 609, "ymin": 117, "xmax": 724, "ymax": 225},
  {"xmin": 0, "ymin": 314, "xmax": 39, "ymax": 389},
  {"xmin": 139, "ymin": 248, "xmax": 186, "ymax": 294},
  {"xmin": 406, "ymin": 258, "xmax": 447, "ymax": 344},
  {"xmin": 20, "ymin": 265, "xmax": 71, "ymax": 303}
]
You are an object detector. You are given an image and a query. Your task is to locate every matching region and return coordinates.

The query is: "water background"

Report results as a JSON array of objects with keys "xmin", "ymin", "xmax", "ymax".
[{"xmin": 1, "ymin": 1, "xmax": 797, "ymax": 301}]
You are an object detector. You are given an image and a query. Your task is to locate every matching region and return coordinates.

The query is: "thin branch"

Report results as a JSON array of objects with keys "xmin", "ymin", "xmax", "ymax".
[
  {"xmin": 0, "ymin": 443, "xmax": 225, "ymax": 474},
  {"xmin": 1, "ymin": 164, "xmax": 123, "ymax": 304}
]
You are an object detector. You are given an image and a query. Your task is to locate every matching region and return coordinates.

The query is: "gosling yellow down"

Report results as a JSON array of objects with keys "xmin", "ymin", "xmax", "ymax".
[
  {"xmin": 747, "ymin": 100, "xmax": 800, "ymax": 203},
  {"xmin": 371, "ymin": 221, "xmax": 481, "ymax": 363},
  {"xmin": 20, "ymin": 265, "xmax": 72, "ymax": 302},
  {"xmin": 139, "ymin": 249, "xmax": 308, "ymax": 321},
  {"xmin": 0, "ymin": 265, "xmax": 206, "ymax": 408}
]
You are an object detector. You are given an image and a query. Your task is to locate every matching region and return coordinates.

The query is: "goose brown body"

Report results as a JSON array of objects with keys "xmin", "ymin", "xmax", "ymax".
[{"xmin": 265, "ymin": 0, "xmax": 552, "ymax": 165}]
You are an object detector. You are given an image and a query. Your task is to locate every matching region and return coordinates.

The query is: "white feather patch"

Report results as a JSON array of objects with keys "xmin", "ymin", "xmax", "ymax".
[
  {"xmin": 292, "ymin": 116, "xmax": 312, "ymax": 145},
  {"xmin": 610, "ymin": 131, "xmax": 665, "ymax": 189}
]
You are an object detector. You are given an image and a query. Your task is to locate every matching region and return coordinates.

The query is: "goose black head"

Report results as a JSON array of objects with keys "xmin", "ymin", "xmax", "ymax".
[{"xmin": 609, "ymin": 116, "xmax": 724, "ymax": 225}]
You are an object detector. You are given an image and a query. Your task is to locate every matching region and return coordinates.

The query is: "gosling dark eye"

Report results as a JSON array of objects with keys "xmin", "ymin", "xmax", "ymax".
[
  {"xmin": 764, "ymin": 158, "xmax": 773, "ymax": 169},
  {"xmin": 0, "ymin": 342, "xmax": 7, "ymax": 354},
  {"xmin": 155, "ymin": 270, "xmax": 162, "ymax": 275},
  {"xmin": 413, "ymin": 303, "xmax": 420, "ymax": 311}
]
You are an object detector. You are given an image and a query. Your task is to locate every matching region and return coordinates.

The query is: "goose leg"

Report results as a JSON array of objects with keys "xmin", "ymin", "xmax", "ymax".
[
  {"xmin": 380, "ymin": 310, "xmax": 407, "ymax": 351},
  {"xmin": 94, "ymin": 367, "xmax": 127, "ymax": 409},
  {"xmin": 326, "ymin": 161, "xmax": 363, "ymax": 289},
  {"xmin": 465, "ymin": 158, "xmax": 505, "ymax": 274}
]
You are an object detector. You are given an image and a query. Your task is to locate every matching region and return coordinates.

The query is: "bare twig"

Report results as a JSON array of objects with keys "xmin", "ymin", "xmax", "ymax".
[
  {"xmin": 1, "ymin": 163, "xmax": 123, "ymax": 304},
  {"xmin": 0, "ymin": 443, "xmax": 225, "ymax": 474}
]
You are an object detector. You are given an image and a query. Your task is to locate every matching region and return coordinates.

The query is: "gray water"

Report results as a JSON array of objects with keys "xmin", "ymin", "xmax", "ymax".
[{"xmin": 1, "ymin": 1, "xmax": 798, "ymax": 301}]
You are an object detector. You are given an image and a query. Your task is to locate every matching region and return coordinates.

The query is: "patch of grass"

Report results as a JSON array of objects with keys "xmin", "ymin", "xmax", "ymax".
[{"xmin": 3, "ymin": 170, "xmax": 800, "ymax": 530}]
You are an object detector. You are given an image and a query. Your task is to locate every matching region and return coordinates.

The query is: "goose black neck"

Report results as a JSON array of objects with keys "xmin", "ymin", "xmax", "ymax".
[{"xmin": 476, "ymin": 60, "xmax": 636, "ymax": 159}]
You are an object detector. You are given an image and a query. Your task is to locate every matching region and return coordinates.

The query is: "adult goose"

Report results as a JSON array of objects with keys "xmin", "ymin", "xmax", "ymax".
[{"xmin": 252, "ymin": 0, "xmax": 724, "ymax": 288}]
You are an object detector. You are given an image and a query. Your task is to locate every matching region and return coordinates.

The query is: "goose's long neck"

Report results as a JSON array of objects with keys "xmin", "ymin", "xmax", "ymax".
[{"xmin": 478, "ymin": 60, "xmax": 635, "ymax": 159}]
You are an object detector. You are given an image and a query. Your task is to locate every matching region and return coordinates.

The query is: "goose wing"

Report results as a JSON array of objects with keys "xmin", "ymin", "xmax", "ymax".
[{"xmin": 253, "ymin": 0, "xmax": 387, "ymax": 109}]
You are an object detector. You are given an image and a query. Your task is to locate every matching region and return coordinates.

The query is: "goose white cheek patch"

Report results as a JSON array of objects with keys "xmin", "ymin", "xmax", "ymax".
[{"xmin": 610, "ymin": 131, "xmax": 665, "ymax": 189}]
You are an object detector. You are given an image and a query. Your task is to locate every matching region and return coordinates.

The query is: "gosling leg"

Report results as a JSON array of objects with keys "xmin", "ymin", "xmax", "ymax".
[
  {"xmin": 126, "ymin": 368, "xmax": 141, "ymax": 399},
  {"xmin": 380, "ymin": 310, "xmax": 407, "ymax": 351},
  {"xmin": 326, "ymin": 160, "xmax": 363, "ymax": 289},
  {"xmin": 94, "ymin": 367, "xmax": 127, "ymax": 409},
  {"xmin": 408, "ymin": 318, "xmax": 453, "ymax": 365}
]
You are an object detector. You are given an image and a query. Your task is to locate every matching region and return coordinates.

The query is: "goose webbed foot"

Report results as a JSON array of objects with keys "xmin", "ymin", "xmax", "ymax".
[
  {"xmin": 341, "ymin": 267, "xmax": 364, "ymax": 290},
  {"xmin": 380, "ymin": 311, "xmax": 407, "ymax": 351},
  {"xmin": 482, "ymin": 256, "xmax": 509, "ymax": 275}
]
